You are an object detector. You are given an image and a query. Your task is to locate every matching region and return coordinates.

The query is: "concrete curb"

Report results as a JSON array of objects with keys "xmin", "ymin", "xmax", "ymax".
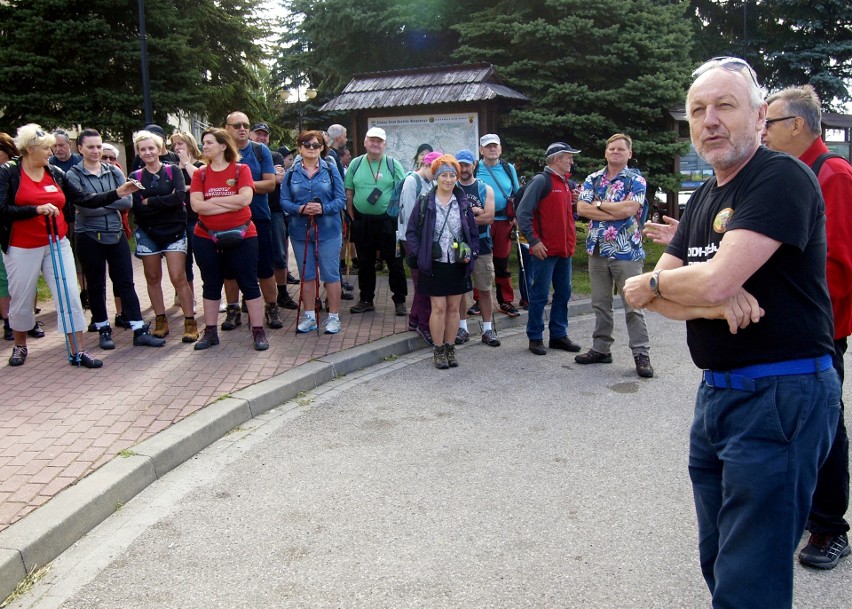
[{"xmin": 0, "ymin": 297, "xmax": 605, "ymax": 600}]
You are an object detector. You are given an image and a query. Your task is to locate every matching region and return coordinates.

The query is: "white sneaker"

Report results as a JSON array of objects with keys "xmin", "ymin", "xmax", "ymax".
[
  {"xmin": 297, "ymin": 314, "xmax": 318, "ymax": 334},
  {"xmin": 323, "ymin": 317, "xmax": 341, "ymax": 334}
]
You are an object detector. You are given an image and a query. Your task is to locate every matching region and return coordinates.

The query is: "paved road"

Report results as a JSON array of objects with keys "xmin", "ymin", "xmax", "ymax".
[{"xmin": 8, "ymin": 314, "xmax": 852, "ymax": 608}]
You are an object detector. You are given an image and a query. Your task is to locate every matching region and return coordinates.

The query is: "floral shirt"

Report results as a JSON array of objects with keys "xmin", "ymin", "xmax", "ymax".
[{"xmin": 580, "ymin": 167, "xmax": 647, "ymax": 261}]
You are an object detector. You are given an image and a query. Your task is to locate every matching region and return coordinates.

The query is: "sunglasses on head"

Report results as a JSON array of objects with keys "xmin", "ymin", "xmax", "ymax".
[{"xmin": 692, "ymin": 56, "xmax": 760, "ymax": 89}]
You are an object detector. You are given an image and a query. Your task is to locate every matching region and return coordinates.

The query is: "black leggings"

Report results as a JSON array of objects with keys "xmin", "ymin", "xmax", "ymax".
[
  {"xmin": 75, "ymin": 232, "xmax": 143, "ymax": 323},
  {"xmin": 192, "ymin": 234, "xmax": 261, "ymax": 301}
]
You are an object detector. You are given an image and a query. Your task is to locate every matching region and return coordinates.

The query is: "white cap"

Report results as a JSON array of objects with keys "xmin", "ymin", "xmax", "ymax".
[
  {"xmin": 479, "ymin": 134, "xmax": 500, "ymax": 147},
  {"xmin": 365, "ymin": 127, "xmax": 386, "ymax": 141}
]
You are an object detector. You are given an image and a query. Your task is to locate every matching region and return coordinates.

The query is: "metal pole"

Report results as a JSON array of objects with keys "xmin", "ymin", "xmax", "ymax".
[{"xmin": 138, "ymin": 0, "xmax": 153, "ymax": 124}]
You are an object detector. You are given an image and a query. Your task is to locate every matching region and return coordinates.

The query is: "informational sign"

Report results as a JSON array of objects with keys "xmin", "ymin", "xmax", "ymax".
[{"xmin": 368, "ymin": 114, "xmax": 480, "ymax": 171}]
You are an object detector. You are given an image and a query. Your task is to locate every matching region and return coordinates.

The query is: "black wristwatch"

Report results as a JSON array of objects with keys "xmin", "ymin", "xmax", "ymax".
[{"xmin": 650, "ymin": 271, "xmax": 662, "ymax": 297}]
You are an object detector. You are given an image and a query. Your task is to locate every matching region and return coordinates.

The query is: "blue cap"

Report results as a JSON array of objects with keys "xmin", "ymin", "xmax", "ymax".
[{"xmin": 456, "ymin": 149, "xmax": 476, "ymax": 165}]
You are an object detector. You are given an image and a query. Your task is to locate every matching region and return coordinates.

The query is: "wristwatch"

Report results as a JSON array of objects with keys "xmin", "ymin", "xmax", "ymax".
[
  {"xmin": 595, "ymin": 200, "xmax": 603, "ymax": 209},
  {"xmin": 650, "ymin": 271, "xmax": 662, "ymax": 297}
]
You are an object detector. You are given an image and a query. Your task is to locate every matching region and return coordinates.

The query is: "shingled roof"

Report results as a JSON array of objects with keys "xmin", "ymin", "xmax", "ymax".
[{"xmin": 320, "ymin": 63, "xmax": 529, "ymax": 111}]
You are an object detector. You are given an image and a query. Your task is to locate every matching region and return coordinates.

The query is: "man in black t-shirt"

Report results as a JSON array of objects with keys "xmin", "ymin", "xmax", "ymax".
[{"xmin": 624, "ymin": 58, "xmax": 840, "ymax": 609}]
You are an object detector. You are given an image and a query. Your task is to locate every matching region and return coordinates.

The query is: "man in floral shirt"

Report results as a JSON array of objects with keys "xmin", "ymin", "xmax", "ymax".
[{"xmin": 575, "ymin": 133, "xmax": 653, "ymax": 378}]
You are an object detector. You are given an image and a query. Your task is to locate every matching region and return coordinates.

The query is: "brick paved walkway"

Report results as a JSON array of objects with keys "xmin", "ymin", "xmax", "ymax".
[{"xmin": 0, "ymin": 256, "xmax": 416, "ymax": 531}]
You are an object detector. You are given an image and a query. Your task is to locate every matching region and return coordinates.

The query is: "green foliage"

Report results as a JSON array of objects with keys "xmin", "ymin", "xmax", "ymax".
[
  {"xmin": 689, "ymin": 0, "xmax": 852, "ymax": 110},
  {"xmin": 454, "ymin": 0, "xmax": 693, "ymax": 193},
  {"xmin": 0, "ymin": 0, "xmax": 268, "ymax": 139}
]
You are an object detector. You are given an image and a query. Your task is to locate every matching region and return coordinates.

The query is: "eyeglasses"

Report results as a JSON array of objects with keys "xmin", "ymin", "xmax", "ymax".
[
  {"xmin": 692, "ymin": 56, "xmax": 760, "ymax": 89},
  {"xmin": 227, "ymin": 122, "xmax": 250, "ymax": 129},
  {"xmin": 764, "ymin": 115, "xmax": 797, "ymax": 127},
  {"xmin": 101, "ymin": 155, "xmax": 117, "ymax": 161},
  {"xmin": 301, "ymin": 142, "xmax": 323, "ymax": 150}
]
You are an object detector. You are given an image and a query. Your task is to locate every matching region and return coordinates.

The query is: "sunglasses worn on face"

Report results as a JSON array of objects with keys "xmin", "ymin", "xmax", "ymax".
[
  {"xmin": 228, "ymin": 122, "xmax": 250, "ymax": 129},
  {"xmin": 301, "ymin": 142, "xmax": 322, "ymax": 149},
  {"xmin": 692, "ymin": 56, "xmax": 760, "ymax": 89},
  {"xmin": 102, "ymin": 156, "xmax": 117, "ymax": 161},
  {"xmin": 765, "ymin": 116, "xmax": 797, "ymax": 127}
]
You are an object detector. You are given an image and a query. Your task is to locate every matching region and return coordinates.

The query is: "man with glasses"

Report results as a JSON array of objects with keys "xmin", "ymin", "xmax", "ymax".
[
  {"xmin": 764, "ymin": 84, "xmax": 852, "ymax": 571},
  {"xmin": 221, "ymin": 112, "xmax": 284, "ymax": 331},
  {"xmin": 344, "ymin": 127, "xmax": 407, "ymax": 316},
  {"xmin": 624, "ymin": 58, "xmax": 840, "ymax": 609}
]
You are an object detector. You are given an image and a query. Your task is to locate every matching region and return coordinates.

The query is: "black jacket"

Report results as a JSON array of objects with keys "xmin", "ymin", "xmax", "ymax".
[{"xmin": 0, "ymin": 159, "xmax": 120, "ymax": 253}]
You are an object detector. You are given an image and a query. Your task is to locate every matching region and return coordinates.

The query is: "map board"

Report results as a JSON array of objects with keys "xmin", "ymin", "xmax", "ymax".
[{"xmin": 368, "ymin": 114, "xmax": 480, "ymax": 171}]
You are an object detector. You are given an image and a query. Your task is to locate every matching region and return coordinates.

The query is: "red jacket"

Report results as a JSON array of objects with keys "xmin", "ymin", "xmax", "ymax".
[
  {"xmin": 800, "ymin": 138, "xmax": 852, "ymax": 339},
  {"xmin": 516, "ymin": 170, "xmax": 576, "ymax": 257}
]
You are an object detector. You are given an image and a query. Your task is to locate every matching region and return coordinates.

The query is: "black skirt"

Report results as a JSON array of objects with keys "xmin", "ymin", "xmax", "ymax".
[{"xmin": 418, "ymin": 261, "xmax": 471, "ymax": 296}]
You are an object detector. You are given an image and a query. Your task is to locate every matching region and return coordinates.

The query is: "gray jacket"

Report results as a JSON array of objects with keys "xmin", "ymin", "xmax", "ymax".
[{"xmin": 66, "ymin": 162, "xmax": 131, "ymax": 239}]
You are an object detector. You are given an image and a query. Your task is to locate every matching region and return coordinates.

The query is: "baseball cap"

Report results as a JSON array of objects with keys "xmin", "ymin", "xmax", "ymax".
[
  {"xmin": 277, "ymin": 145, "xmax": 293, "ymax": 158},
  {"xmin": 251, "ymin": 122, "xmax": 271, "ymax": 133},
  {"xmin": 143, "ymin": 124, "xmax": 166, "ymax": 139},
  {"xmin": 479, "ymin": 134, "xmax": 500, "ymax": 147},
  {"xmin": 455, "ymin": 149, "xmax": 476, "ymax": 165},
  {"xmin": 365, "ymin": 127, "xmax": 386, "ymax": 140},
  {"xmin": 545, "ymin": 142, "xmax": 581, "ymax": 157},
  {"xmin": 422, "ymin": 151, "xmax": 442, "ymax": 166}
]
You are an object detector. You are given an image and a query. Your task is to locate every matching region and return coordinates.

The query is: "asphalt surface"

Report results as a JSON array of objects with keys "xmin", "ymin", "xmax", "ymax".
[{"xmin": 6, "ymin": 312, "xmax": 852, "ymax": 609}]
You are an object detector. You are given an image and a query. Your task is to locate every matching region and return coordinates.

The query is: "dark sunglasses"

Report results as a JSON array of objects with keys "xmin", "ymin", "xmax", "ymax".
[
  {"xmin": 301, "ymin": 142, "xmax": 323, "ymax": 149},
  {"xmin": 692, "ymin": 56, "xmax": 760, "ymax": 89},
  {"xmin": 101, "ymin": 156, "xmax": 117, "ymax": 161},
  {"xmin": 149, "ymin": 174, "xmax": 160, "ymax": 189},
  {"xmin": 228, "ymin": 122, "xmax": 250, "ymax": 129},
  {"xmin": 764, "ymin": 116, "xmax": 797, "ymax": 127}
]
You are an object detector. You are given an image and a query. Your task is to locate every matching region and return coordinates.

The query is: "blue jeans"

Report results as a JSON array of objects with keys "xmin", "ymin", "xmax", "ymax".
[
  {"xmin": 689, "ymin": 367, "xmax": 841, "ymax": 609},
  {"xmin": 270, "ymin": 210, "xmax": 289, "ymax": 270},
  {"xmin": 525, "ymin": 255, "xmax": 572, "ymax": 341}
]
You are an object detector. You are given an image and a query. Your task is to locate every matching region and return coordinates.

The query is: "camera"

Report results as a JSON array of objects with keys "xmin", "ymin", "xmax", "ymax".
[{"xmin": 366, "ymin": 187, "xmax": 382, "ymax": 205}]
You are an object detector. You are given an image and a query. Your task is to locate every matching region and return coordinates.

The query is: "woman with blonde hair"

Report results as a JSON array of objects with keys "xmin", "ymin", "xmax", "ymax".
[
  {"xmin": 0, "ymin": 124, "xmax": 140, "ymax": 367},
  {"xmin": 130, "ymin": 129, "xmax": 197, "ymax": 343},
  {"xmin": 0, "ymin": 132, "xmax": 20, "ymax": 340}
]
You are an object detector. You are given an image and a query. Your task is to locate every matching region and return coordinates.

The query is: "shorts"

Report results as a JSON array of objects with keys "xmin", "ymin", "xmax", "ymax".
[
  {"xmin": 291, "ymin": 235, "xmax": 343, "ymax": 283},
  {"xmin": 471, "ymin": 253, "xmax": 494, "ymax": 292},
  {"xmin": 134, "ymin": 227, "xmax": 187, "ymax": 257}
]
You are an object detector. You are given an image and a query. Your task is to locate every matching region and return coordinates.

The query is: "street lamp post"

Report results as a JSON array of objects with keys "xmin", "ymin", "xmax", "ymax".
[{"xmin": 280, "ymin": 85, "xmax": 318, "ymax": 133}]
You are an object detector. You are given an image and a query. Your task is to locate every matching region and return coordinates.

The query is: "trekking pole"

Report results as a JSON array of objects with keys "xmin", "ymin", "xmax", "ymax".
[
  {"xmin": 45, "ymin": 215, "xmax": 79, "ymax": 363},
  {"xmin": 295, "ymin": 219, "xmax": 312, "ymax": 335},
  {"xmin": 514, "ymin": 226, "xmax": 530, "ymax": 306},
  {"xmin": 312, "ymin": 215, "xmax": 321, "ymax": 335}
]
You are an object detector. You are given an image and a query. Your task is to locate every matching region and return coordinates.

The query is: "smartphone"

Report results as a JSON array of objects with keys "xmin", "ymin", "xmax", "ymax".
[{"xmin": 129, "ymin": 178, "xmax": 145, "ymax": 190}]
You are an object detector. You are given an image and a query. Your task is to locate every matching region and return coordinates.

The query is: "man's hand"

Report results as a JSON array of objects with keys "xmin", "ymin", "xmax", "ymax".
[
  {"xmin": 643, "ymin": 216, "xmax": 679, "ymax": 246},
  {"xmin": 720, "ymin": 288, "xmax": 764, "ymax": 334},
  {"xmin": 624, "ymin": 272, "xmax": 655, "ymax": 308},
  {"xmin": 530, "ymin": 242, "xmax": 547, "ymax": 260}
]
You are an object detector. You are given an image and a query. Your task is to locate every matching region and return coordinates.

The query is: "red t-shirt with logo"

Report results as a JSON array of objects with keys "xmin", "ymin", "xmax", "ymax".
[
  {"xmin": 190, "ymin": 162, "xmax": 256, "ymax": 239},
  {"xmin": 11, "ymin": 170, "xmax": 68, "ymax": 248}
]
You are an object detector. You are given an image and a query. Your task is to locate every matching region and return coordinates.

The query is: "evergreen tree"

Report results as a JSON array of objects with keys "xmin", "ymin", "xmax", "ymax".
[
  {"xmin": 0, "ymin": 0, "xmax": 267, "ymax": 141},
  {"xmin": 454, "ymin": 0, "xmax": 694, "ymax": 192}
]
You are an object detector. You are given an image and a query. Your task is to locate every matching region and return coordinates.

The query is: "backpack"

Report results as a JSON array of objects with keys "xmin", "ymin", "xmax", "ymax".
[
  {"xmin": 133, "ymin": 162, "xmax": 174, "ymax": 185},
  {"xmin": 349, "ymin": 154, "xmax": 401, "ymax": 208},
  {"xmin": 387, "ymin": 171, "xmax": 421, "ymax": 218},
  {"xmin": 809, "ymin": 152, "xmax": 847, "ymax": 178}
]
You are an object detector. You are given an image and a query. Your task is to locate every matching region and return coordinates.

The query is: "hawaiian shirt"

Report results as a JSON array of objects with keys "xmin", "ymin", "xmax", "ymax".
[{"xmin": 580, "ymin": 167, "xmax": 647, "ymax": 261}]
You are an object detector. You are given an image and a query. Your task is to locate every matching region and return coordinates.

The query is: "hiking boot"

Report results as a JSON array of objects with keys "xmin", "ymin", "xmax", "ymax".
[
  {"xmin": 3, "ymin": 318, "xmax": 12, "ymax": 341},
  {"xmin": 182, "ymin": 318, "xmax": 199, "ymax": 343},
  {"xmin": 342, "ymin": 281, "xmax": 354, "ymax": 292},
  {"xmin": 341, "ymin": 291, "xmax": 354, "ymax": 300},
  {"xmin": 151, "ymin": 314, "xmax": 169, "ymax": 338},
  {"xmin": 28, "ymin": 321, "xmax": 45, "ymax": 338},
  {"xmin": 445, "ymin": 343, "xmax": 459, "ymax": 368},
  {"xmin": 71, "ymin": 350, "xmax": 102, "ymax": 368},
  {"xmin": 277, "ymin": 289, "xmax": 299, "ymax": 310},
  {"xmin": 350, "ymin": 300, "xmax": 374, "ymax": 314},
  {"xmin": 323, "ymin": 317, "xmax": 341, "ymax": 334},
  {"xmin": 252, "ymin": 326, "xmax": 269, "ymax": 351},
  {"xmin": 467, "ymin": 302, "xmax": 481, "ymax": 316},
  {"xmin": 297, "ymin": 314, "xmax": 318, "ymax": 334},
  {"xmin": 416, "ymin": 326, "xmax": 433, "ymax": 346},
  {"xmin": 798, "ymin": 533, "xmax": 850, "ymax": 569},
  {"xmin": 481, "ymin": 329, "xmax": 501, "ymax": 347},
  {"xmin": 287, "ymin": 273, "xmax": 301, "ymax": 285},
  {"xmin": 499, "ymin": 302, "xmax": 520, "ymax": 318},
  {"xmin": 8, "ymin": 345, "xmax": 27, "ymax": 366},
  {"xmin": 394, "ymin": 302, "xmax": 408, "ymax": 317},
  {"xmin": 221, "ymin": 305, "xmax": 241, "ymax": 331},
  {"xmin": 194, "ymin": 327, "xmax": 220, "ymax": 350},
  {"xmin": 114, "ymin": 312, "xmax": 131, "ymax": 329},
  {"xmin": 98, "ymin": 325, "xmax": 115, "ymax": 350},
  {"xmin": 433, "ymin": 344, "xmax": 449, "ymax": 369},
  {"xmin": 265, "ymin": 302, "xmax": 284, "ymax": 329},
  {"xmin": 529, "ymin": 339, "xmax": 546, "ymax": 355},
  {"xmin": 87, "ymin": 319, "xmax": 97, "ymax": 333},
  {"xmin": 455, "ymin": 328, "xmax": 470, "ymax": 345},
  {"xmin": 634, "ymin": 354, "xmax": 654, "ymax": 378},
  {"xmin": 549, "ymin": 336, "xmax": 581, "ymax": 352},
  {"xmin": 133, "ymin": 323, "xmax": 166, "ymax": 347},
  {"xmin": 575, "ymin": 349, "xmax": 612, "ymax": 364}
]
